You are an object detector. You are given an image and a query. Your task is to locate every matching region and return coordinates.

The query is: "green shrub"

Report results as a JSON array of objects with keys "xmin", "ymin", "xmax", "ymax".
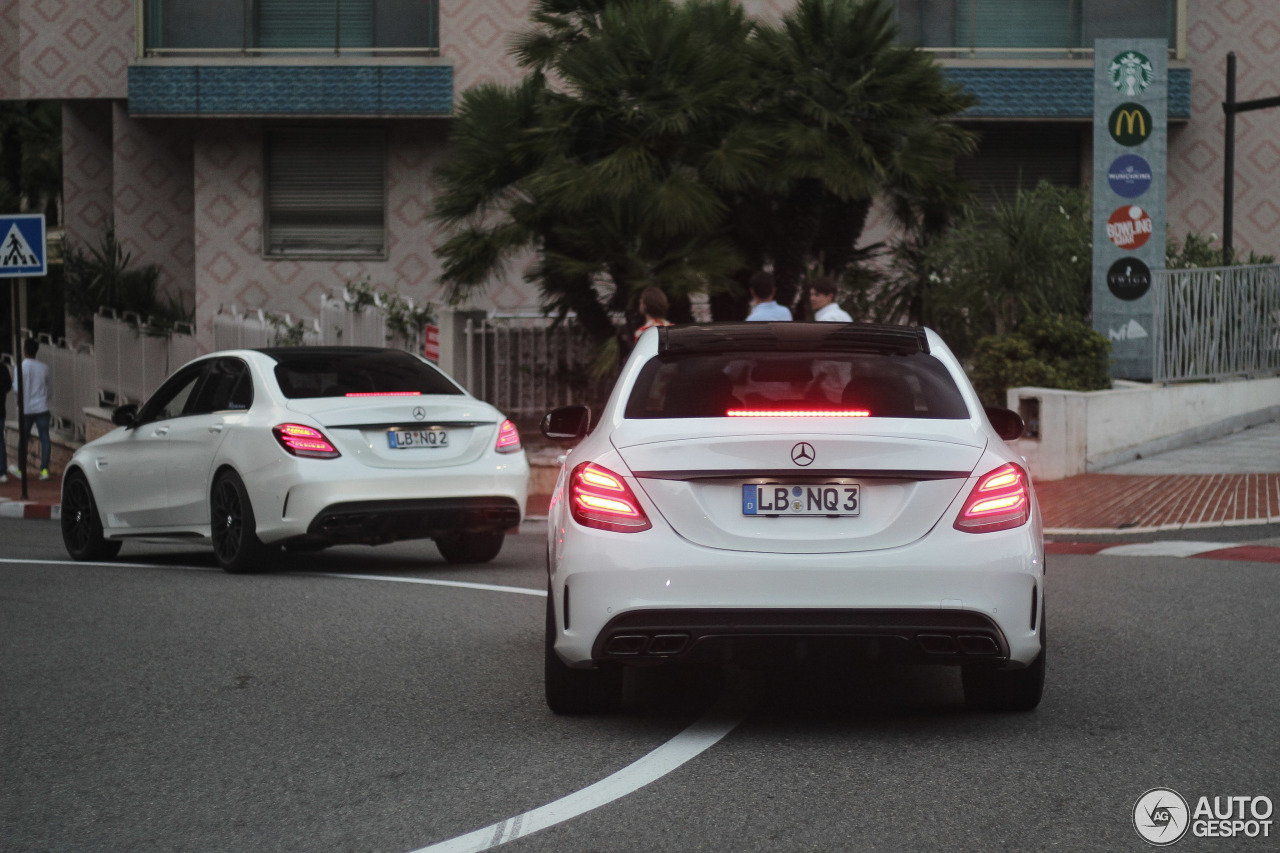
[{"xmin": 969, "ymin": 314, "xmax": 1112, "ymax": 407}]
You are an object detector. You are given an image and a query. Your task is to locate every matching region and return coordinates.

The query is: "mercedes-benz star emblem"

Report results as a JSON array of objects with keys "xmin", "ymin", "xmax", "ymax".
[
  {"xmin": 413, "ymin": 406, "xmax": 427, "ymax": 421},
  {"xmin": 791, "ymin": 442, "xmax": 815, "ymax": 466}
]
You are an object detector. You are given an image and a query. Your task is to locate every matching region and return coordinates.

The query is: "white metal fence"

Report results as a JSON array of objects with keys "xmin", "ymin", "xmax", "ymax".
[
  {"xmin": 1153, "ymin": 263, "xmax": 1280, "ymax": 382},
  {"xmin": 461, "ymin": 314, "xmax": 622, "ymax": 419},
  {"xmin": 214, "ymin": 294, "xmax": 424, "ymax": 352},
  {"xmin": 94, "ymin": 311, "xmax": 198, "ymax": 408}
]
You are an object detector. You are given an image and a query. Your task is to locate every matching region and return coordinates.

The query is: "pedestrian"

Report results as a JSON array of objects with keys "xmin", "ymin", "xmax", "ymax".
[
  {"xmin": 10, "ymin": 338, "xmax": 52, "ymax": 481},
  {"xmin": 809, "ymin": 276, "xmax": 852, "ymax": 322},
  {"xmin": 0, "ymin": 357, "xmax": 11, "ymax": 483},
  {"xmin": 745, "ymin": 272, "xmax": 792, "ymax": 321},
  {"xmin": 634, "ymin": 287, "xmax": 674, "ymax": 342}
]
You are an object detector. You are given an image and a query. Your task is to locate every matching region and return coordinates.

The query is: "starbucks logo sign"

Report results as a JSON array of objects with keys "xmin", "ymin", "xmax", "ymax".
[{"xmin": 1110, "ymin": 50, "xmax": 1154, "ymax": 96}]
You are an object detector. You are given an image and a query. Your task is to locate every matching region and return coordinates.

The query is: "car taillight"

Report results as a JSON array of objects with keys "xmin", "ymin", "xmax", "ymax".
[
  {"xmin": 273, "ymin": 423, "xmax": 341, "ymax": 459},
  {"xmin": 495, "ymin": 419, "xmax": 522, "ymax": 453},
  {"xmin": 954, "ymin": 462, "xmax": 1030, "ymax": 533},
  {"xmin": 569, "ymin": 462, "xmax": 652, "ymax": 533}
]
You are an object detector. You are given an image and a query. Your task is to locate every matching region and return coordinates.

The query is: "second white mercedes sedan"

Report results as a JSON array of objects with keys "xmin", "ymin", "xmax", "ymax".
[
  {"xmin": 61, "ymin": 347, "xmax": 529, "ymax": 572},
  {"xmin": 541, "ymin": 322, "xmax": 1044, "ymax": 714}
]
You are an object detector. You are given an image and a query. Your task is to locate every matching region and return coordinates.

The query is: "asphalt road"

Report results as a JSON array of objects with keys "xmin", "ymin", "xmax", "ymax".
[{"xmin": 2, "ymin": 518, "xmax": 1278, "ymax": 853}]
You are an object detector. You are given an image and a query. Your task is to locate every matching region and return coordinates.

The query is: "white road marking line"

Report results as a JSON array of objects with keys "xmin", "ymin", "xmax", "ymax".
[
  {"xmin": 0, "ymin": 557, "xmax": 215, "ymax": 571},
  {"xmin": 410, "ymin": 698, "xmax": 746, "ymax": 853},
  {"xmin": 3, "ymin": 555, "xmax": 745, "ymax": 850},
  {"xmin": 1100, "ymin": 541, "xmax": 1242, "ymax": 557},
  {"xmin": 318, "ymin": 573, "xmax": 546, "ymax": 597}
]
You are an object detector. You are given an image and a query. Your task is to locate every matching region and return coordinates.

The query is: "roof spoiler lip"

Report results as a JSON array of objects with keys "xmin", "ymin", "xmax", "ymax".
[{"xmin": 657, "ymin": 321, "xmax": 930, "ymax": 356}]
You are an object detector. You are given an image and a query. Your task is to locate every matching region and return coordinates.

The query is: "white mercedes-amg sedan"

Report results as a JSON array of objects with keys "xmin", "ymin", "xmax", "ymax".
[
  {"xmin": 61, "ymin": 347, "xmax": 529, "ymax": 572},
  {"xmin": 541, "ymin": 322, "xmax": 1044, "ymax": 714}
]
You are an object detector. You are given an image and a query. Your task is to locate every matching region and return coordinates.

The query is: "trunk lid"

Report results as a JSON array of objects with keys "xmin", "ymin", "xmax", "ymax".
[
  {"xmin": 284, "ymin": 396, "xmax": 500, "ymax": 469},
  {"xmin": 612, "ymin": 418, "xmax": 985, "ymax": 554}
]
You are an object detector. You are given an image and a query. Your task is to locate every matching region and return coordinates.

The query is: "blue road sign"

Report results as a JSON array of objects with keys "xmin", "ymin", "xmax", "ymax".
[{"xmin": 0, "ymin": 213, "xmax": 47, "ymax": 277}]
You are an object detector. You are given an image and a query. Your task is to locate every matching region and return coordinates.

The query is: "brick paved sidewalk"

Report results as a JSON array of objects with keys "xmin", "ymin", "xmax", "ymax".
[{"xmin": 1036, "ymin": 472, "xmax": 1280, "ymax": 533}]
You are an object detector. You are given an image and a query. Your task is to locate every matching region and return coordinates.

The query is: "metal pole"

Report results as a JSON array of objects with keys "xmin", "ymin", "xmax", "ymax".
[
  {"xmin": 1223, "ymin": 52, "xmax": 1236, "ymax": 266},
  {"xmin": 13, "ymin": 279, "xmax": 27, "ymax": 499}
]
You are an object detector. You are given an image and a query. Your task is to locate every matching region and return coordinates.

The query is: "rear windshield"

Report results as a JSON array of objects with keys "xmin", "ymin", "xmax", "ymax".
[
  {"xmin": 270, "ymin": 349, "xmax": 462, "ymax": 399},
  {"xmin": 625, "ymin": 352, "xmax": 970, "ymax": 419}
]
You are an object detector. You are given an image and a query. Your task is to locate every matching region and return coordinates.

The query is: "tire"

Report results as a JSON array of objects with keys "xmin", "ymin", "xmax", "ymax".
[
  {"xmin": 545, "ymin": 584, "xmax": 623, "ymax": 714},
  {"xmin": 210, "ymin": 471, "xmax": 269, "ymax": 574},
  {"xmin": 963, "ymin": 610, "xmax": 1046, "ymax": 712},
  {"xmin": 435, "ymin": 531, "xmax": 505, "ymax": 564},
  {"xmin": 60, "ymin": 470, "xmax": 122, "ymax": 561}
]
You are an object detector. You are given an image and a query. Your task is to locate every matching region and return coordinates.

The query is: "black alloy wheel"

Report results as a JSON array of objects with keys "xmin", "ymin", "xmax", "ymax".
[
  {"xmin": 544, "ymin": 582, "xmax": 624, "ymax": 714},
  {"xmin": 210, "ymin": 471, "xmax": 269, "ymax": 574},
  {"xmin": 435, "ymin": 531, "xmax": 505, "ymax": 564},
  {"xmin": 962, "ymin": 606, "xmax": 1046, "ymax": 712},
  {"xmin": 60, "ymin": 470, "xmax": 122, "ymax": 561}
]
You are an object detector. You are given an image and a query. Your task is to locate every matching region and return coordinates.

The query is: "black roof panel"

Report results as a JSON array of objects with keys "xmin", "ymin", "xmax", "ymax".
[{"xmin": 657, "ymin": 322, "xmax": 929, "ymax": 356}]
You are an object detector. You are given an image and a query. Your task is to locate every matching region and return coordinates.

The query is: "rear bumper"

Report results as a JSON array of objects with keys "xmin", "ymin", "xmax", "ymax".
[
  {"xmin": 590, "ymin": 607, "xmax": 1009, "ymax": 664},
  {"xmin": 549, "ymin": 523, "xmax": 1044, "ymax": 669},
  {"xmin": 303, "ymin": 496, "xmax": 521, "ymax": 544}
]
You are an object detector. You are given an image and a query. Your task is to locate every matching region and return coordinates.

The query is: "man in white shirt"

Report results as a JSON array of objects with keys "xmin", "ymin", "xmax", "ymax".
[
  {"xmin": 745, "ymin": 272, "xmax": 792, "ymax": 321},
  {"xmin": 10, "ymin": 338, "xmax": 52, "ymax": 481},
  {"xmin": 810, "ymin": 277, "xmax": 853, "ymax": 322}
]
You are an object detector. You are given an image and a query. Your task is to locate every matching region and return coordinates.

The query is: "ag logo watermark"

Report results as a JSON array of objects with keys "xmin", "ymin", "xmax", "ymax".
[
  {"xmin": 1133, "ymin": 789, "xmax": 1274, "ymax": 845},
  {"xmin": 1134, "ymin": 789, "xmax": 1190, "ymax": 846}
]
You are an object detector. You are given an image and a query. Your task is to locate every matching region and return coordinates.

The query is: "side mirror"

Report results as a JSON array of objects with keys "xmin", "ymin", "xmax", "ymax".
[
  {"xmin": 984, "ymin": 406, "xmax": 1025, "ymax": 442},
  {"xmin": 112, "ymin": 403, "xmax": 138, "ymax": 428},
  {"xmin": 541, "ymin": 405, "xmax": 591, "ymax": 445}
]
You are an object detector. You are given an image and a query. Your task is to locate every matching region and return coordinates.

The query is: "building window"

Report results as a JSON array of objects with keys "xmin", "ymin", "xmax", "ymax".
[
  {"xmin": 955, "ymin": 123, "xmax": 1085, "ymax": 206},
  {"xmin": 264, "ymin": 129, "xmax": 386, "ymax": 258},
  {"xmin": 143, "ymin": 0, "xmax": 439, "ymax": 53}
]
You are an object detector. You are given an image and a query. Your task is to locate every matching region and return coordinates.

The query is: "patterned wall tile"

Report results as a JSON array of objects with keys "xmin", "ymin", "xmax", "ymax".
[
  {"xmin": 61, "ymin": 100, "xmax": 113, "ymax": 251},
  {"xmin": 112, "ymin": 104, "xmax": 195, "ymax": 309},
  {"xmin": 1170, "ymin": 0, "xmax": 1280, "ymax": 257},
  {"xmin": 14, "ymin": 0, "xmax": 131, "ymax": 99},
  {"xmin": 1, "ymin": 1, "xmax": 19, "ymax": 99}
]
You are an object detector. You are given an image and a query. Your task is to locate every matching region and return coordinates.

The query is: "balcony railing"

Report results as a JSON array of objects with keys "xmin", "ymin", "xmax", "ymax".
[
  {"xmin": 140, "ymin": 0, "xmax": 439, "ymax": 56},
  {"xmin": 894, "ymin": 0, "xmax": 1178, "ymax": 59}
]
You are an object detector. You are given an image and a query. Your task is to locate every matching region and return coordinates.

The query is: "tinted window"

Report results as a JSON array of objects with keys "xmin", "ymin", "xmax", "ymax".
[
  {"xmin": 625, "ymin": 352, "xmax": 969, "ymax": 419},
  {"xmin": 137, "ymin": 362, "xmax": 209, "ymax": 424},
  {"xmin": 191, "ymin": 358, "xmax": 253, "ymax": 413},
  {"xmin": 270, "ymin": 349, "xmax": 461, "ymax": 399}
]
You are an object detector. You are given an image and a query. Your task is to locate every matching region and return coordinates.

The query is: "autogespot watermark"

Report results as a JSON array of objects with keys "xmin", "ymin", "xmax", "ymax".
[{"xmin": 1133, "ymin": 788, "xmax": 1274, "ymax": 845}]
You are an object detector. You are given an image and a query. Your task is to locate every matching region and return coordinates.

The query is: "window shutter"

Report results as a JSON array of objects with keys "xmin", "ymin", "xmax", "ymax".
[
  {"xmin": 257, "ymin": 0, "xmax": 374, "ymax": 49},
  {"xmin": 955, "ymin": 124, "xmax": 1084, "ymax": 206},
  {"xmin": 265, "ymin": 129, "xmax": 386, "ymax": 257}
]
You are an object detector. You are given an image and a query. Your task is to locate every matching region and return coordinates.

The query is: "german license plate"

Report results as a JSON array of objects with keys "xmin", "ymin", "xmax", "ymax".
[
  {"xmin": 389, "ymin": 428, "xmax": 449, "ymax": 449},
  {"xmin": 742, "ymin": 483, "xmax": 860, "ymax": 516}
]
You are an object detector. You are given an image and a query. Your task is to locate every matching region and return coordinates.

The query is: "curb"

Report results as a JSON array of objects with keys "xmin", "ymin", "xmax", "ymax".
[
  {"xmin": 0, "ymin": 501, "xmax": 60, "ymax": 520},
  {"xmin": 1046, "ymin": 540, "xmax": 1280, "ymax": 563}
]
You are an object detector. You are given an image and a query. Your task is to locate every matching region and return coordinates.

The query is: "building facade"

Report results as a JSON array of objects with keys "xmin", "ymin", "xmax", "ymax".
[{"xmin": 1, "ymin": 0, "xmax": 1276, "ymax": 351}]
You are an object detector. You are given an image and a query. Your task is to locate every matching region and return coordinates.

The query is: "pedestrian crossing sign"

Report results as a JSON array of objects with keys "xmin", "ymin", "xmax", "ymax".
[{"xmin": 0, "ymin": 214, "xmax": 47, "ymax": 277}]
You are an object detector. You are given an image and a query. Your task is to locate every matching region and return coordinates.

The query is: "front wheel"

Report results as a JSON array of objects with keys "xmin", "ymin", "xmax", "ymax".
[
  {"xmin": 60, "ymin": 470, "xmax": 122, "ymax": 561},
  {"xmin": 211, "ymin": 471, "xmax": 269, "ymax": 574},
  {"xmin": 545, "ymin": 585, "xmax": 623, "ymax": 714},
  {"xmin": 435, "ymin": 531, "xmax": 505, "ymax": 564}
]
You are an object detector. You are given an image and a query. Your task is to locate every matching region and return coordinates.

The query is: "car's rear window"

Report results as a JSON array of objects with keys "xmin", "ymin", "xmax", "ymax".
[
  {"xmin": 624, "ymin": 352, "xmax": 970, "ymax": 419},
  {"xmin": 269, "ymin": 349, "xmax": 462, "ymax": 399}
]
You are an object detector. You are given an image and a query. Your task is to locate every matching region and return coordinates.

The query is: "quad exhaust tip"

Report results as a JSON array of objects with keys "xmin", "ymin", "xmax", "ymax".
[
  {"xmin": 604, "ymin": 633, "xmax": 690, "ymax": 656},
  {"xmin": 917, "ymin": 633, "xmax": 999, "ymax": 656}
]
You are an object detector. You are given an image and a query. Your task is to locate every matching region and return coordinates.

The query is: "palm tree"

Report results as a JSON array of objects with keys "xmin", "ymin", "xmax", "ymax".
[
  {"xmin": 433, "ymin": 0, "xmax": 765, "ymax": 347},
  {"xmin": 432, "ymin": 0, "xmax": 976, "ymax": 338},
  {"xmin": 742, "ymin": 0, "xmax": 976, "ymax": 312}
]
